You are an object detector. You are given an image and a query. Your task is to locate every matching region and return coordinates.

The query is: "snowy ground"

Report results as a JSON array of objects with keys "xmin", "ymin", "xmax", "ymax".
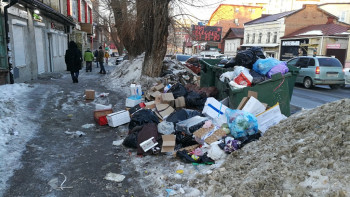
[
  {"xmin": 1, "ymin": 57, "xmax": 349, "ymax": 197},
  {"xmin": 0, "ymin": 83, "xmax": 50, "ymax": 195}
]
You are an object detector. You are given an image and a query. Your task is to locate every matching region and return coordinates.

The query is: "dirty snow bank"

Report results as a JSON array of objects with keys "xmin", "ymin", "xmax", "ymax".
[
  {"xmin": 190, "ymin": 99, "xmax": 350, "ymax": 197},
  {"xmin": 106, "ymin": 53, "xmax": 161, "ymax": 95},
  {"xmin": 0, "ymin": 84, "xmax": 43, "ymax": 195}
]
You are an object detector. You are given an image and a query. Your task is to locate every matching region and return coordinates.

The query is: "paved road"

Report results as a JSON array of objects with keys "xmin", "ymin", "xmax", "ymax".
[
  {"xmin": 3, "ymin": 61, "xmax": 151, "ymax": 196},
  {"xmin": 291, "ymin": 84, "xmax": 350, "ymax": 109}
]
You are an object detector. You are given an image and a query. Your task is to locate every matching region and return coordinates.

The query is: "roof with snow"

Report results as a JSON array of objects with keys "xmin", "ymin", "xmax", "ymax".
[{"xmin": 281, "ymin": 23, "xmax": 350, "ymax": 39}]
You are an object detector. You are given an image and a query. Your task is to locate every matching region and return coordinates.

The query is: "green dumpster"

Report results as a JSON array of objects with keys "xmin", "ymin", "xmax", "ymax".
[
  {"xmin": 228, "ymin": 72, "xmax": 292, "ymax": 117},
  {"xmin": 287, "ymin": 65, "xmax": 300, "ymax": 100},
  {"xmin": 200, "ymin": 59, "xmax": 234, "ymax": 100},
  {"xmin": 199, "ymin": 59, "xmax": 216, "ymax": 87}
]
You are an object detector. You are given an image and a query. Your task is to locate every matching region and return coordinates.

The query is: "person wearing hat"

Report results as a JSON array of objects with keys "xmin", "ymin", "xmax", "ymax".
[{"xmin": 84, "ymin": 48, "xmax": 94, "ymax": 72}]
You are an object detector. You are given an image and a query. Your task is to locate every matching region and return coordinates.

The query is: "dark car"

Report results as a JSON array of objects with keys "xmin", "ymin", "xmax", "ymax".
[{"xmin": 115, "ymin": 55, "xmax": 129, "ymax": 65}]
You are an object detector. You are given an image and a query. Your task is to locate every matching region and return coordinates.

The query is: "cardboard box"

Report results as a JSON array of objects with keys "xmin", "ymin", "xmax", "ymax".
[
  {"xmin": 193, "ymin": 126, "xmax": 215, "ymax": 144},
  {"xmin": 175, "ymin": 96, "xmax": 186, "ymax": 109},
  {"xmin": 85, "ymin": 89, "xmax": 95, "ymax": 100},
  {"xmin": 155, "ymin": 104, "xmax": 174, "ymax": 120},
  {"xmin": 107, "ymin": 110, "xmax": 131, "ymax": 127},
  {"xmin": 125, "ymin": 95, "xmax": 142, "ymax": 107},
  {"xmin": 161, "ymin": 93, "xmax": 175, "ymax": 107},
  {"xmin": 139, "ymin": 137, "xmax": 158, "ymax": 152},
  {"xmin": 193, "ymin": 126, "xmax": 226, "ymax": 145},
  {"xmin": 94, "ymin": 109, "xmax": 113, "ymax": 125},
  {"xmin": 241, "ymin": 96, "xmax": 266, "ymax": 116},
  {"xmin": 152, "ymin": 83, "xmax": 165, "ymax": 92},
  {"xmin": 161, "ymin": 135, "xmax": 175, "ymax": 152},
  {"xmin": 256, "ymin": 103, "xmax": 287, "ymax": 134},
  {"xmin": 130, "ymin": 84, "xmax": 142, "ymax": 96},
  {"xmin": 202, "ymin": 97, "xmax": 228, "ymax": 126},
  {"xmin": 237, "ymin": 91, "xmax": 258, "ymax": 110},
  {"xmin": 145, "ymin": 101, "xmax": 156, "ymax": 109}
]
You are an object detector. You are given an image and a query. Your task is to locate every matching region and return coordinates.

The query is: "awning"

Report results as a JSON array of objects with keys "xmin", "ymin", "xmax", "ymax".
[
  {"xmin": 241, "ymin": 44, "xmax": 279, "ymax": 47},
  {"xmin": 19, "ymin": 0, "xmax": 76, "ymax": 26}
]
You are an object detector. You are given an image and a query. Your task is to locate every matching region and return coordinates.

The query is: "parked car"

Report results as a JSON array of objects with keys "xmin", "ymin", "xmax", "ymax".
[
  {"xmin": 173, "ymin": 54, "xmax": 191, "ymax": 65},
  {"xmin": 115, "ymin": 55, "xmax": 129, "ymax": 65},
  {"xmin": 286, "ymin": 56, "xmax": 345, "ymax": 89},
  {"xmin": 344, "ymin": 68, "xmax": 350, "ymax": 85}
]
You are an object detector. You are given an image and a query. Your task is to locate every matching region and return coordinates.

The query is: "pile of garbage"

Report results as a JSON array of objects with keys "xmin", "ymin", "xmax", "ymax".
[
  {"xmin": 221, "ymin": 47, "xmax": 289, "ymax": 89},
  {"xmin": 191, "ymin": 99, "xmax": 350, "ymax": 196}
]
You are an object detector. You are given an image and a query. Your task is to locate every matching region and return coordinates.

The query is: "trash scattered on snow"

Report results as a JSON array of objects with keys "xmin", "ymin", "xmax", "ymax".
[
  {"xmin": 64, "ymin": 131, "xmax": 86, "ymax": 138},
  {"xmin": 81, "ymin": 124, "xmax": 95, "ymax": 129},
  {"xmin": 112, "ymin": 140, "xmax": 124, "ymax": 146},
  {"xmin": 104, "ymin": 172, "xmax": 125, "ymax": 182}
]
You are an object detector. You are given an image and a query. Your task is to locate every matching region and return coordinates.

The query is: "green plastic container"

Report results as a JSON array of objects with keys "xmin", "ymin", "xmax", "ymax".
[
  {"xmin": 200, "ymin": 59, "xmax": 234, "ymax": 100},
  {"xmin": 199, "ymin": 59, "xmax": 217, "ymax": 87},
  {"xmin": 228, "ymin": 72, "xmax": 292, "ymax": 117},
  {"xmin": 286, "ymin": 65, "xmax": 300, "ymax": 100}
]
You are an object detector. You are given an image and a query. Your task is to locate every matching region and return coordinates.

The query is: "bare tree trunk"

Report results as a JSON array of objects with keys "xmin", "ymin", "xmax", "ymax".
[
  {"xmin": 111, "ymin": 0, "xmax": 145, "ymax": 60},
  {"xmin": 142, "ymin": 0, "xmax": 171, "ymax": 77},
  {"xmin": 111, "ymin": 31, "xmax": 124, "ymax": 55}
]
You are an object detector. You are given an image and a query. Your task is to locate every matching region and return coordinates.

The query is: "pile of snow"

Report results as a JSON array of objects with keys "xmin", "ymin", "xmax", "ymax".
[
  {"xmin": 0, "ymin": 84, "xmax": 45, "ymax": 195},
  {"xmin": 106, "ymin": 53, "xmax": 161, "ymax": 95},
  {"xmin": 188, "ymin": 99, "xmax": 350, "ymax": 196}
]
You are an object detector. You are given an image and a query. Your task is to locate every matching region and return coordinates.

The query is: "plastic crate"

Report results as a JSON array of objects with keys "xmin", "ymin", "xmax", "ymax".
[{"xmin": 228, "ymin": 72, "xmax": 292, "ymax": 117}]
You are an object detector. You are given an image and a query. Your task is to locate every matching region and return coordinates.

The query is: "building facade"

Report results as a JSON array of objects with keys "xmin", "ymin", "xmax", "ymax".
[
  {"xmin": 242, "ymin": 4, "xmax": 347, "ymax": 59},
  {"xmin": 222, "ymin": 28, "xmax": 244, "ymax": 56}
]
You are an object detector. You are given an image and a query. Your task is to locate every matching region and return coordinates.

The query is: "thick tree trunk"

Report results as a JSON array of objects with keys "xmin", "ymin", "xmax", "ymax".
[
  {"xmin": 142, "ymin": 0, "xmax": 171, "ymax": 77},
  {"xmin": 111, "ymin": 0, "xmax": 145, "ymax": 60},
  {"xmin": 111, "ymin": 31, "xmax": 124, "ymax": 55}
]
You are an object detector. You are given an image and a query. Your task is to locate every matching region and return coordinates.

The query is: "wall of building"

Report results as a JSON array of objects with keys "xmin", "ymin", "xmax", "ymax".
[
  {"xmin": 319, "ymin": 4, "xmax": 350, "ymax": 24},
  {"xmin": 284, "ymin": 4, "xmax": 342, "ymax": 36},
  {"xmin": 224, "ymin": 39, "xmax": 241, "ymax": 56}
]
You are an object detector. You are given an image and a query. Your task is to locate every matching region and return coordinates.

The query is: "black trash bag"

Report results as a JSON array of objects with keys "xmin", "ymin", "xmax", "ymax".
[
  {"xmin": 224, "ymin": 58, "xmax": 237, "ymax": 68},
  {"xmin": 250, "ymin": 46, "xmax": 266, "ymax": 59},
  {"xmin": 219, "ymin": 59, "xmax": 229, "ymax": 65},
  {"xmin": 185, "ymin": 91, "xmax": 207, "ymax": 110},
  {"xmin": 175, "ymin": 131, "xmax": 198, "ymax": 149},
  {"xmin": 236, "ymin": 132, "xmax": 261, "ymax": 148},
  {"xmin": 161, "ymin": 70, "xmax": 173, "ymax": 77},
  {"xmin": 235, "ymin": 50, "xmax": 257, "ymax": 69},
  {"xmin": 176, "ymin": 150, "xmax": 199, "ymax": 163},
  {"xmin": 201, "ymin": 153, "xmax": 215, "ymax": 164},
  {"xmin": 168, "ymin": 83, "xmax": 188, "ymax": 98},
  {"xmin": 166, "ymin": 109, "xmax": 201, "ymax": 124},
  {"xmin": 123, "ymin": 125, "xmax": 143, "ymax": 148},
  {"xmin": 250, "ymin": 69, "xmax": 267, "ymax": 85},
  {"xmin": 128, "ymin": 109, "xmax": 159, "ymax": 130}
]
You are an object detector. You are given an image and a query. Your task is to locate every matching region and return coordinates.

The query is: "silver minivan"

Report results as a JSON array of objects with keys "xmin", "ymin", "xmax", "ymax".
[{"xmin": 287, "ymin": 56, "xmax": 345, "ymax": 89}]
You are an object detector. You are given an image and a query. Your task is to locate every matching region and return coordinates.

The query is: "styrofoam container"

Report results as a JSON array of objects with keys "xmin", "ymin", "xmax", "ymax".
[
  {"xmin": 202, "ymin": 97, "xmax": 228, "ymax": 126},
  {"xmin": 125, "ymin": 95, "xmax": 142, "ymax": 107},
  {"xmin": 95, "ymin": 104, "xmax": 112, "ymax": 110},
  {"xmin": 106, "ymin": 110, "xmax": 131, "ymax": 127},
  {"xmin": 139, "ymin": 137, "xmax": 158, "ymax": 152}
]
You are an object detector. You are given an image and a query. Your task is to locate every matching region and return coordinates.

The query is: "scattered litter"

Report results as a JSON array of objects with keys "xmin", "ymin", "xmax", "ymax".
[
  {"xmin": 104, "ymin": 172, "xmax": 125, "ymax": 182},
  {"xmin": 99, "ymin": 93, "xmax": 110, "ymax": 97},
  {"xmin": 176, "ymin": 170, "xmax": 184, "ymax": 174},
  {"xmin": 112, "ymin": 140, "xmax": 124, "ymax": 146},
  {"xmin": 81, "ymin": 124, "xmax": 95, "ymax": 129},
  {"xmin": 48, "ymin": 173, "xmax": 73, "ymax": 191},
  {"xmin": 64, "ymin": 131, "xmax": 86, "ymax": 138}
]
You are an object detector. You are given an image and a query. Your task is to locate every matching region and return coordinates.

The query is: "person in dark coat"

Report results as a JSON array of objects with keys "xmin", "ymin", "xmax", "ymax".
[
  {"xmin": 65, "ymin": 41, "xmax": 82, "ymax": 83},
  {"xmin": 97, "ymin": 46, "xmax": 106, "ymax": 74}
]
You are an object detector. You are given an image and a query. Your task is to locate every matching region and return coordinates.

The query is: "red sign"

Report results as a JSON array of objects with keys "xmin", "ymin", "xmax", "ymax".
[
  {"xmin": 192, "ymin": 25, "xmax": 222, "ymax": 42},
  {"xmin": 327, "ymin": 44, "xmax": 341, "ymax": 49}
]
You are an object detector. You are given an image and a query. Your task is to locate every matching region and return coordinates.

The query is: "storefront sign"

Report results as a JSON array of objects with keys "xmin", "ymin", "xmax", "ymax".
[
  {"xmin": 282, "ymin": 41, "xmax": 300, "ymax": 46},
  {"xmin": 326, "ymin": 44, "xmax": 341, "ymax": 49},
  {"xmin": 192, "ymin": 25, "xmax": 222, "ymax": 42}
]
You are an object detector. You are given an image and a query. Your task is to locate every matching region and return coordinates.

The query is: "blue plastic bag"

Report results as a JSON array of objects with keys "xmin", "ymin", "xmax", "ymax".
[
  {"xmin": 253, "ymin": 58, "xmax": 282, "ymax": 75},
  {"xmin": 225, "ymin": 109, "xmax": 258, "ymax": 138}
]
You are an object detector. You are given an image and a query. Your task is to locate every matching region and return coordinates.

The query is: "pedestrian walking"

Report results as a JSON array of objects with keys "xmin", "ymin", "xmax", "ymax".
[
  {"xmin": 65, "ymin": 41, "xmax": 82, "ymax": 83},
  {"xmin": 84, "ymin": 48, "xmax": 94, "ymax": 72},
  {"xmin": 94, "ymin": 49, "xmax": 99, "ymax": 68},
  {"xmin": 104, "ymin": 51, "xmax": 110, "ymax": 64},
  {"xmin": 98, "ymin": 46, "xmax": 106, "ymax": 74}
]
